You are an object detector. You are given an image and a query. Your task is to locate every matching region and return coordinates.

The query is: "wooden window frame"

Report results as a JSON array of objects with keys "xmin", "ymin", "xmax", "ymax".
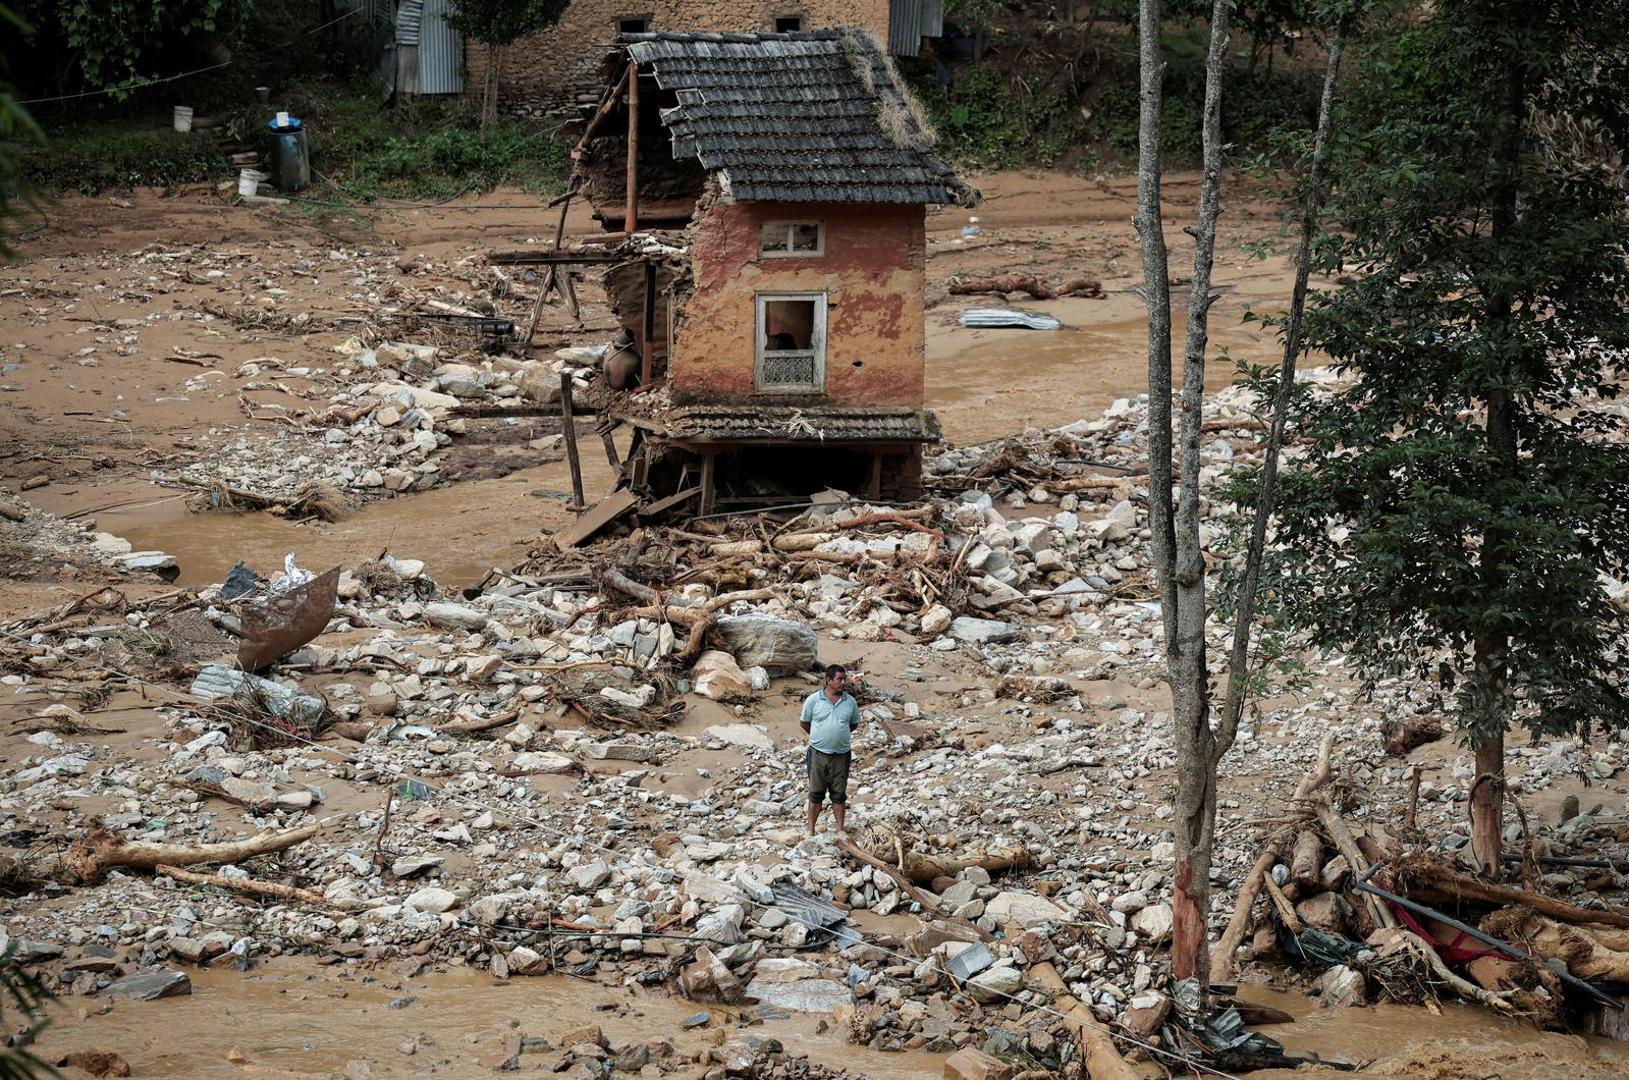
[
  {"xmin": 616, "ymin": 14, "xmax": 652, "ymax": 34},
  {"xmin": 758, "ymin": 219, "xmax": 825, "ymax": 259},
  {"xmin": 755, "ymin": 292, "xmax": 827, "ymax": 394}
]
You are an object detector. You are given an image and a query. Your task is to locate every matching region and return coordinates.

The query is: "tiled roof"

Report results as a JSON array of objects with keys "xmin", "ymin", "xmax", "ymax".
[
  {"xmin": 623, "ymin": 30, "xmax": 977, "ymax": 207},
  {"xmin": 665, "ymin": 404, "xmax": 941, "ymax": 443}
]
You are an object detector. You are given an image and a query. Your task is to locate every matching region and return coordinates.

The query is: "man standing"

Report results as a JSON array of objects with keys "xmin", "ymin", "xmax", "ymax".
[{"xmin": 802, "ymin": 664, "xmax": 860, "ymax": 836}]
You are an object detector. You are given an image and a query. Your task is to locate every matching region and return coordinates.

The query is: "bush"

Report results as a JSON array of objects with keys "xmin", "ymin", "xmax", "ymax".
[
  {"xmin": 15, "ymin": 124, "xmax": 227, "ymax": 194},
  {"xmin": 912, "ymin": 65, "xmax": 1083, "ymax": 170}
]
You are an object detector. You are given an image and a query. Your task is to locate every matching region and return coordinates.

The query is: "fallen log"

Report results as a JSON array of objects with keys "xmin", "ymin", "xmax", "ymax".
[
  {"xmin": 1027, "ymin": 962, "xmax": 1139, "ymax": 1080},
  {"xmin": 1212, "ymin": 732, "xmax": 1334, "ymax": 980},
  {"xmin": 1404, "ymin": 863, "xmax": 1629, "ymax": 930},
  {"xmin": 602, "ymin": 566, "xmax": 660, "ymax": 606},
  {"xmin": 437, "ymin": 707, "xmax": 521, "ymax": 736},
  {"xmin": 10, "ymin": 823, "xmax": 321, "ymax": 885},
  {"xmin": 1481, "ymin": 908, "xmax": 1629, "ymax": 983},
  {"xmin": 1291, "ymin": 829, "xmax": 1323, "ymax": 891},
  {"xmin": 156, "ymin": 863, "xmax": 348, "ymax": 910},
  {"xmin": 948, "ymin": 275, "xmax": 1103, "ymax": 300}
]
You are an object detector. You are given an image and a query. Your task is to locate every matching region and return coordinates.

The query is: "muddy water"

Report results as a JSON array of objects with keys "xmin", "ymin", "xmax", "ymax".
[
  {"xmin": 104, "ymin": 451, "xmax": 618, "ymax": 591},
  {"xmin": 41, "ymin": 959, "xmax": 942, "ymax": 1078},
  {"xmin": 1237, "ymin": 983, "xmax": 1629, "ymax": 1079}
]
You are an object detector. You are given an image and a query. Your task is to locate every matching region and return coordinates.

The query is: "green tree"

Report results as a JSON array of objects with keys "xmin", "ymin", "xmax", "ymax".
[
  {"xmin": 1260, "ymin": 0, "xmax": 1629, "ymax": 873},
  {"xmin": 0, "ymin": 945, "xmax": 55, "ymax": 1078},
  {"xmin": 446, "ymin": 0, "xmax": 570, "ymax": 125},
  {"xmin": 1, "ymin": 2, "xmax": 42, "ymax": 259},
  {"xmin": 20, "ymin": 0, "xmax": 235, "ymax": 99}
]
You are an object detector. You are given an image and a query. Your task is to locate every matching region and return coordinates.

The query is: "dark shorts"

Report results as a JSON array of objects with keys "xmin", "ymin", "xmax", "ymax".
[{"xmin": 807, "ymin": 748, "xmax": 851, "ymax": 805}]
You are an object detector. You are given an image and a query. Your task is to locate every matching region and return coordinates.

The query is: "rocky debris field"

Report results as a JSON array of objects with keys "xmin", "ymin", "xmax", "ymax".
[{"xmin": 6, "ymin": 377, "xmax": 1629, "ymax": 1078}]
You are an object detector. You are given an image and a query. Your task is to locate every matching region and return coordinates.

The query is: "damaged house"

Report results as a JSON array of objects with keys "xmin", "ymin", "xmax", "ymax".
[{"xmin": 556, "ymin": 29, "xmax": 976, "ymax": 529}]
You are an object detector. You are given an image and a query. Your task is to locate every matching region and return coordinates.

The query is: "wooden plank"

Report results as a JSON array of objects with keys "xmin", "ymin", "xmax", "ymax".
[
  {"xmin": 553, "ymin": 488, "xmax": 639, "ymax": 549},
  {"xmin": 637, "ymin": 485, "xmax": 700, "ymax": 518},
  {"xmin": 625, "ymin": 60, "xmax": 640, "ymax": 235},
  {"xmin": 560, "ymin": 374, "xmax": 585, "ymax": 510},
  {"xmin": 489, "ymin": 250, "xmax": 625, "ymax": 266},
  {"xmin": 640, "ymin": 258, "xmax": 657, "ymax": 386},
  {"xmin": 571, "ymin": 63, "xmax": 631, "ymax": 159},
  {"xmin": 698, "ymin": 452, "xmax": 716, "ymax": 516},
  {"xmin": 600, "ymin": 428, "xmax": 621, "ymax": 469}
]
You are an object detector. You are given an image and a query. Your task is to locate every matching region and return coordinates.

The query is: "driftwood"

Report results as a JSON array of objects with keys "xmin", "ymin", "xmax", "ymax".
[
  {"xmin": 949, "ymin": 274, "xmax": 1104, "ymax": 300},
  {"xmin": 603, "ymin": 567, "xmax": 660, "ymax": 607},
  {"xmin": 1028, "ymin": 962, "xmax": 1140, "ymax": 1080},
  {"xmin": 1481, "ymin": 908, "xmax": 1629, "ymax": 983},
  {"xmin": 1395, "ymin": 929, "xmax": 1516, "ymax": 1011},
  {"xmin": 156, "ymin": 863, "xmax": 348, "ymax": 910},
  {"xmin": 838, "ymin": 838, "xmax": 993, "ymax": 943},
  {"xmin": 1290, "ymin": 829, "xmax": 1323, "ymax": 891},
  {"xmin": 8, "ymin": 823, "xmax": 320, "ymax": 885},
  {"xmin": 674, "ymin": 612, "xmax": 715, "ymax": 667},
  {"xmin": 437, "ymin": 707, "xmax": 521, "ymax": 737},
  {"xmin": 1403, "ymin": 862, "xmax": 1629, "ymax": 930},
  {"xmin": 1212, "ymin": 732, "xmax": 1334, "ymax": 980}
]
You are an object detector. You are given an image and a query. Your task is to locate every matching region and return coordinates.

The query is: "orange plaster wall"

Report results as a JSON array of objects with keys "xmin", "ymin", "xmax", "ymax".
[{"xmin": 671, "ymin": 200, "xmax": 925, "ymax": 406}]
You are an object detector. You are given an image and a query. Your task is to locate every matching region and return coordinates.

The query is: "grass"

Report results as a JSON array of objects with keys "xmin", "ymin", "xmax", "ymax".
[{"xmin": 12, "ymin": 83, "xmax": 571, "ymax": 199}]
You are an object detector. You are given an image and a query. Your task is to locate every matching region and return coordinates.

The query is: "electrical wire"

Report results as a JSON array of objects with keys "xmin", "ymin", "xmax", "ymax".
[{"xmin": 16, "ymin": 10, "xmax": 361, "ymax": 106}]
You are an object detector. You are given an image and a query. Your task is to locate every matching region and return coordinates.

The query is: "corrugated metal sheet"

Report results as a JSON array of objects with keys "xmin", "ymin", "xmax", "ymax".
[
  {"xmin": 396, "ymin": 0, "xmax": 422, "ymax": 45},
  {"xmin": 888, "ymin": 0, "xmax": 921, "ymax": 56},
  {"xmin": 412, "ymin": 0, "xmax": 463, "ymax": 95}
]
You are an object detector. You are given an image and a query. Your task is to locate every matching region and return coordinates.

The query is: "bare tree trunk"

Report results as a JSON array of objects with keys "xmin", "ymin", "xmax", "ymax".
[
  {"xmin": 1217, "ymin": 19, "xmax": 1350, "ymax": 753},
  {"xmin": 1165, "ymin": 0, "xmax": 1231, "ymax": 998},
  {"xmin": 481, "ymin": 44, "xmax": 502, "ymax": 128}
]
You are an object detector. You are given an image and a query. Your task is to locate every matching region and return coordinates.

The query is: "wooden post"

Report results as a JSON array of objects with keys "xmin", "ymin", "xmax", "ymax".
[
  {"xmin": 524, "ymin": 177, "xmax": 580, "ymax": 346},
  {"xmin": 868, "ymin": 452, "xmax": 884, "ymax": 499},
  {"xmin": 698, "ymin": 451, "xmax": 716, "ymax": 516},
  {"xmin": 625, "ymin": 60, "xmax": 639, "ymax": 235},
  {"xmin": 640, "ymin": 258, "xmax": 657, "ymax": 386},
  {"xmin": 600, "ymin": 428, "xmax": 621, "ymax": 469},
  {"xmin": 560, "ymin": 373, "xmax": 585, "ymax": 511}
]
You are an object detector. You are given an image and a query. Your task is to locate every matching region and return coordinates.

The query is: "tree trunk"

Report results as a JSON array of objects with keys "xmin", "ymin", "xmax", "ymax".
[
  {"xmin": 1471, "ymin": 56, "xmax": 1526, "ymax": 878},
  {"xmin": 1217, "ymin": 19, "xmax": 1349, "ymax": 753},
  {"xmin": 1166, "ymin": 0, "xmax": 1232, "ymax": 997},
  {"xmin": 481, "ymin": 45, "xmax": 502, "ymax": 128}
]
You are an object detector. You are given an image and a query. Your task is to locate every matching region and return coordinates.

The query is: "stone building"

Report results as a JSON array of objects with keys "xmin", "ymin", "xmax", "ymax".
[
  {"xmin": 467, "ymin": 0, "xmax": 943, "ymax": 121},
  {"xmin": 562, "ymin": 29, "xmax": 976, "ymax": 517}
]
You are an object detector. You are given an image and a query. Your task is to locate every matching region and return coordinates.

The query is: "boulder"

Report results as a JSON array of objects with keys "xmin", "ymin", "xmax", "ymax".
[
  {"xmin": 403, "ymin": 887, "xmax": 459, "ymax": 913},
  {"xmin": 509, "ymin": 751, "xmax": 576, "ymax": 775},
  {"xmin": 710, "ymin": 616, "xmax": 818, "ymax": 674},
  {"xmin": 1317, "ymin": 964, "xmax": 1367, "ymax": 1008},
  {"xmin": 702, "ymin": 723, "xmax": 774, "ymax": 752},
  {"xmin": 920, "ymin": 604, "xmax": 953, "ymax": 636},
  {"xmin": 984, "ymin": 891, "xmax": 1069, "ymax": 928},
  {"xmin": 1131, "ymin": 902, "xmax": 1174, "ymax": 943},
  {"xmin": 424, "ymin": 602, "xmax": 488, "ymax": 631},
  {"xmin": 693, "ymin": 651, "xmax": 753, "ymax": 701},
  {"xmin": 966, "ymin": 964, "xmax": 1022, "ymax": 1003},
  {"xmin": 943, "ymin": 1046, "xmax": 1013, "ymax": 1080},
  {"xmin": 105, "ymin": 971, "xmax": 191, "ymax": 1002},
  {"xmin": 947, "ymin": 617, "xmax": 1020, "ymax": 644}
]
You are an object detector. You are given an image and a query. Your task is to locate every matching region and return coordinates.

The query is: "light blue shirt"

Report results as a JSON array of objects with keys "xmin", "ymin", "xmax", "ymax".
[{"xmin": 802, "ymin": 690, "xmax": 860, "ymax": 755}]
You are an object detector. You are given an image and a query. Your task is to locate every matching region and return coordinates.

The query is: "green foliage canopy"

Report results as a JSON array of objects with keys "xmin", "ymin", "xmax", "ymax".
[
  {"xmin": 445, "ymin": 0, "xmax": 569, "ymax": 47},
  {"xmin": 1248, "ymin": 0, "xmax": 1629, "ymax": 743},
  {"xmin": 21, "ymin": 0, "xmax": 235, "ymax": 99}
]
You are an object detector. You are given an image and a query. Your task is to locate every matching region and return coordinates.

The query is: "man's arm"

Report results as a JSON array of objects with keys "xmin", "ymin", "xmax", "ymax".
[
  {"xmin": 846, "ymin": 696, "xmax": 860, "ymax": 730},
  {"xmin": 800, "ymin": 694, "xmax": 813, "ymax": 735}
]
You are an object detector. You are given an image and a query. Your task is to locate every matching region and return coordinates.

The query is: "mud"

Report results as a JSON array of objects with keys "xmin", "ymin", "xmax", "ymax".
[{"xmin": 35, "ymin": 958, "xmax": 943, "ymax": 1078}]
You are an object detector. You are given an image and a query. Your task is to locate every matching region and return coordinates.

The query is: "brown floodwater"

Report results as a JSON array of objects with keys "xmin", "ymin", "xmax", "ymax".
[{"xmin": 40, "ymin": 959, "xmax": 946, "ymax": 1078}]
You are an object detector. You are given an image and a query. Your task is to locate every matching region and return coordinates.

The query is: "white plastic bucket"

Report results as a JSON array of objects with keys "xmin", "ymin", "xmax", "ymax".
[
  {"xmin": 237, "ymin": 170, "xmax": 259, "ymax": 198},
  {"xmin": 173, "ymin": 106, "xmax": 193, "ymax": 133}
]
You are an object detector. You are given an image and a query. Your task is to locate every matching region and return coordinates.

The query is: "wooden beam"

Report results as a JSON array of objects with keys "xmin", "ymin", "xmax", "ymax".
[
  {"xmin": 489, "ymin": 250, "xmax": 625, "ymax": 266},
  {"xmin": 571, "ymin": 63, "xmax": 631, "ymax": 159},
  {"xmin": 600, "ymin": 428, "xmax": 621, "ymax": 469},
  {"xmin": 560, "ymin": 373, "xmax": 585, "ymax": 511},
  {"xmin": 625, "ymin": 60, "xmax": 639, "ymax": 235},
  {"xmin": 524, "ymin": 176, "xmax": 580, "ymax": 346},
  {"xmin": 868, "ymin": 452, "xmax": 884, "ymax": 498},
  {"xmin": 698, "ymin": 451, "xmax": 716, "ymax": 516},
  {"xmin": 640, "ymin": 258, "xmax": 657, "ymax": 386}
]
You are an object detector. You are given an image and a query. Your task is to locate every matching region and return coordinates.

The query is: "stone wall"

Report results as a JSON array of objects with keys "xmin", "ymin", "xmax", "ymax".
[
  {"xmin": 671, "ymin": 199, "xmax": 926, "ymax": 407},
  {"xmin": 466, "ymin": 0, "xmax": 892, "ymax": 123}
]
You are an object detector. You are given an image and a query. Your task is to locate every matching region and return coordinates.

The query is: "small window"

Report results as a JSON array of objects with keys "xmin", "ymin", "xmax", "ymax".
[
  {"xmin": 775, "ymin": 15, "xmax": 805, "ymax": 32},
  {"xmin": 759, "ymin": 220, "xmax": 824, "ymax": 258},
  {"xmin": 618, "ymin": 15, "xmax": 651, "ymax": 34},
  {"xmin": 756, "ymin": 293, "xmax": 827, "ymax": 393}
]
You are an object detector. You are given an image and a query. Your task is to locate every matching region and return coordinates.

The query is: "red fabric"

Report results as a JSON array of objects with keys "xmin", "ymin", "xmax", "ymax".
[{"xmin": 1390, "ymin": 902, "xmax": 1494, "ymax": 965}]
